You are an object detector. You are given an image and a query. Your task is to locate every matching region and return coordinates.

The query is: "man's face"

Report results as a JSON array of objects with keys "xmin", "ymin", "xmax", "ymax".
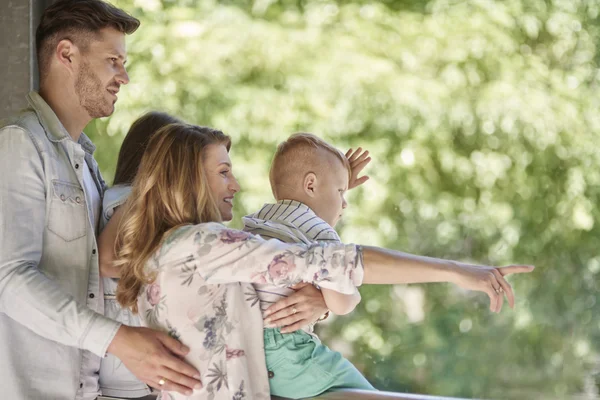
[{"xmin": 74, "ymin": 27, "xmax": 129, "ymax": 118}]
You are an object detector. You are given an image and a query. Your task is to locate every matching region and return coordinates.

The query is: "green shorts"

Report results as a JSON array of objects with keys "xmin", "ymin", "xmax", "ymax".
[{"xmin": 264, "ymin": 328, "xmax": 376, "ymax": 399}]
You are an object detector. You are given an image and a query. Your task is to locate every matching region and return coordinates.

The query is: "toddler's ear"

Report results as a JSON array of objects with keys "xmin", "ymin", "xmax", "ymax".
[{"xmin": 303, "ymin": 172, "xmax": 318, "ymax": 197}]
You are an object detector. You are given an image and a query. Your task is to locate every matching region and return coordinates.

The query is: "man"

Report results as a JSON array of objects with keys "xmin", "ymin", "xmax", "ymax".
[{"xmin": 0, "ymin": 1, "xmax": 201, "ymax": 398}]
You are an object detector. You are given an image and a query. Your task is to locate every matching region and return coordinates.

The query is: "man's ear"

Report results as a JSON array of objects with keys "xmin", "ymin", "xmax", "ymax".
[
  {"xmin": 303, "ymin": 172, "xmax": 318, "ymax": 198},
  {"xmin": 55, "ymin": 39, "xmax": 79, "ymax": 73}
]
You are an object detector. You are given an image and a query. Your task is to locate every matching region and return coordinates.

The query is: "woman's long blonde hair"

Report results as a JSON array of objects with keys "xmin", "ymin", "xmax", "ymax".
[{"xmin": 115, "ymin": 123, "xmax": 231, "ymax": 312}]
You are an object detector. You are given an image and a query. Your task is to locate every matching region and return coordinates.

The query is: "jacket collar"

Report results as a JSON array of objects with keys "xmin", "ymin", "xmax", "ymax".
[{"xmin": 26, "ymin": 91, "xmax": 96, "ymax": 155}]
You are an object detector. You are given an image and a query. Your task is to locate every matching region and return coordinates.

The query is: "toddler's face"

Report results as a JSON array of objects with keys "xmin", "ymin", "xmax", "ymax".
[{"xmin": 311, "ymin": 159, "xmax": 349, "ymax": 227}]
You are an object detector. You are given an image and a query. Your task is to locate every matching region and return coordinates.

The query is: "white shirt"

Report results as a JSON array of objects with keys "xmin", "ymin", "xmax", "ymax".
[
  {"xmin": 81, "ymin": 158, "xmax": 107, "ymax": 399},
  {"xmin": 83, "ymin": 160, "xmax": 101, "ymax": 232}
]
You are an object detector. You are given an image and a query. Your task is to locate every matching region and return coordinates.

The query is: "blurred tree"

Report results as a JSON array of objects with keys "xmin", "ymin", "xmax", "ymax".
[{"xmin": 87, "ymin": 0, "xmax": 600, "ymax": 398}]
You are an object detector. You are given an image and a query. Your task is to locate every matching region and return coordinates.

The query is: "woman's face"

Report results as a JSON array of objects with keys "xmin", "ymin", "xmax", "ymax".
[{"xmin": 203, "ymin": 144, "xmax": 240, "ymax": 221}]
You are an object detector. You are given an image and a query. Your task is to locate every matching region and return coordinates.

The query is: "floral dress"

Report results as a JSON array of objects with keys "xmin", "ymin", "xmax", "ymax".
[{"xmin": 138, "ymin": 222, "xmax": 364, "ymax": 400}]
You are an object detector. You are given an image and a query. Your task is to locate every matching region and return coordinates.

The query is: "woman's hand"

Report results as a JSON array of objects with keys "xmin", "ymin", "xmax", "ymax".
[
  {"xmin": 264, "ymin": 283, "xmax": 329, "ymax": 333},
  {"xmin": 451, "ymin": 263, "xmax": 535, "ymax": 313}
]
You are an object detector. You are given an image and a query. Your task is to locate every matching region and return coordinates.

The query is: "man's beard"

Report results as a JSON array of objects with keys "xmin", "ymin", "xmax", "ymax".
[{"xmin": 74, "ymin": 60, "xmax": 115, "ymax": 119}]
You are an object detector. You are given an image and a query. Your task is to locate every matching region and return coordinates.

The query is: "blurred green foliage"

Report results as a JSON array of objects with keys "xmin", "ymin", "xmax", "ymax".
[{"xmin": 86, "ymin": 0, "xmax": 600, "ymax": 398}]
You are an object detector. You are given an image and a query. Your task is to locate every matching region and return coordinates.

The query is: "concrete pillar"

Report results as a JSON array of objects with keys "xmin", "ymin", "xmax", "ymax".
[{"xmin": 0, "ymin": 0, "xmax": 53, "ymax": 117}]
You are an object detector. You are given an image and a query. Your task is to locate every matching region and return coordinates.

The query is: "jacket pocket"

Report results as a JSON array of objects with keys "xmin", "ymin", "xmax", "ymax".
[{"xmin": 48, "ymin": 180, "xmax": 87, "ymax": 241}]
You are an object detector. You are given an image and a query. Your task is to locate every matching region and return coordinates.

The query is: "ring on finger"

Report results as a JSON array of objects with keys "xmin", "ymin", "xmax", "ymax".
[
  {"xmin": 494, "ymin": 287, "xmax": 503, "ymax": 294},
  {"xmin": 292, "ymin": 307, "xmax": 298, "ymax": 315},
  {"xmin": 158, "ymin": 377, "xmax": 167, "ymax": 386}
]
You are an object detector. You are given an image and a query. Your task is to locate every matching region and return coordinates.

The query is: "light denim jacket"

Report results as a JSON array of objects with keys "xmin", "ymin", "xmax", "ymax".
[{"xmin": 0, "ymin": 92, "xmax": 121, "ymax": 399}]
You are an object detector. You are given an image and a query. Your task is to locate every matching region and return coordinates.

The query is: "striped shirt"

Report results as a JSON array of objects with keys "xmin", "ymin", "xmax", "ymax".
[{"xmin": 242, "ymin": 200, "xmax": 341, "ymax": 327}]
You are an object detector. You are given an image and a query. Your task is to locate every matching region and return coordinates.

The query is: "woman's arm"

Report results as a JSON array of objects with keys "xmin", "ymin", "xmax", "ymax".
[
  {"xmin": 160, "ymin": 224, "xmax": 362, "ymax": 295},
  {"xmin": 164, "ymin": 224, "xmax": 533, "ymax": 313},
  {"xmin": 98, "ymin": 206, "xmax": 125, "ymax": 278},
  {"xmin": 361, "ymin": 246, "xmax": 534, "ymax": 313},
  {"xmin": 262, "ymin": 245, "xmax": 534, "ymax": 325}
]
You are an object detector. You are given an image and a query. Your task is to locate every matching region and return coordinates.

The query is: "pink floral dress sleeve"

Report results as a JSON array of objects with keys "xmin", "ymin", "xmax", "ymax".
[{"xmin": 156, "ymin": 222, "xmax": 363, "ymax": 293}]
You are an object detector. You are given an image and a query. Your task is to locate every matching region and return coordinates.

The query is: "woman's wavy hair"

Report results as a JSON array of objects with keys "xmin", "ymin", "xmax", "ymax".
[{"xmin": 115, "ymin": 123, "xmax": 231, "ymax": 312}]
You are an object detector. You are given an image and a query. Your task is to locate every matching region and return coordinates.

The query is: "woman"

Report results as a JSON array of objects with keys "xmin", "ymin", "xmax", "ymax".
[
  {"xmin": 99, "ymin": 111, "xmax": 182, "ymax": 398},
  {"xmin": 99, "ymin": 112, "xmax": 330, "ymax": 398},
  {"xmin": 113, "ymin": 123, "xmax": 534, "ymax": 399}
]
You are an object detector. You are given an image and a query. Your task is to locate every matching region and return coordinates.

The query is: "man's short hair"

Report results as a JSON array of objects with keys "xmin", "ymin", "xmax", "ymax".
[
  {"xmin": 36, "ymin": 0, "xmax": 140, "ymax": 80},
  {"xmin": 269, "ymin": 132, "xmax": 351, "ymax": 198}
]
